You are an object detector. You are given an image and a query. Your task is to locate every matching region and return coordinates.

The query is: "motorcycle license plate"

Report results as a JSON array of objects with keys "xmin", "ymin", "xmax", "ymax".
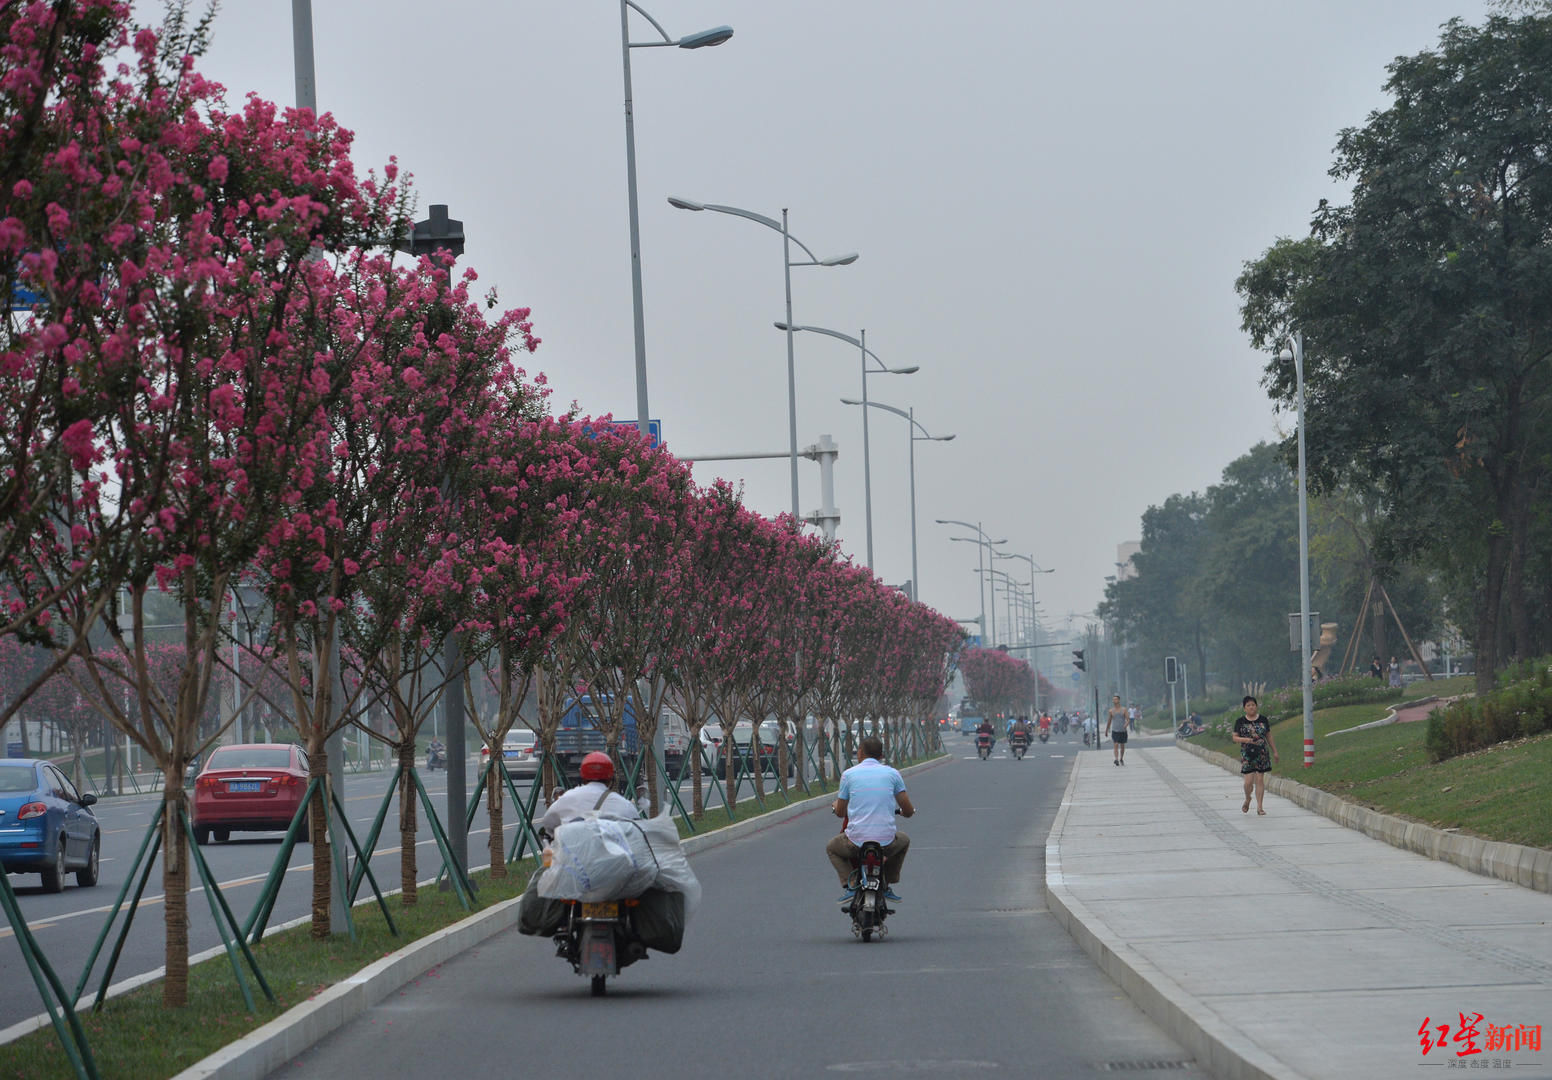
[{"xmin": 580, "ymin": 902, "xmax": 618, "ymax": 919}]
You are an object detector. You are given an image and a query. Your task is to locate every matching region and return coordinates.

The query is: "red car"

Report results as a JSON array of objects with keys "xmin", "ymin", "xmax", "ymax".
[{"xmin": 192, "ymin": 743, "xmax": 311, "ymax": 844}]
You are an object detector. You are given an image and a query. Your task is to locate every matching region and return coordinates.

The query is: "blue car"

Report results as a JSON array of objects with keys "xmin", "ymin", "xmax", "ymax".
[{"xmin": 0, "ymin": 759, "xmax": 101, "ymax": 892}]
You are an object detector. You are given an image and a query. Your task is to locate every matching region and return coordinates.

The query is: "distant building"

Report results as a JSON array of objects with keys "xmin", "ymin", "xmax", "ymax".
[{"xmin": 1116, "ymin": 541, "xmax": 1140, "ymax": 582}]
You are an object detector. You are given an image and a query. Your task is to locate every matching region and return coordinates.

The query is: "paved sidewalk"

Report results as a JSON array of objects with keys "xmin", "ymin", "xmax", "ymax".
[{"xmin": 1045, "ymin": 744, "xmax": 1552, "ymax": 1080}]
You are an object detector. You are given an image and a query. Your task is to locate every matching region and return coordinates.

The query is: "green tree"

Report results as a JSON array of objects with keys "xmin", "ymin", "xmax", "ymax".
[{"xmin": 1237, "ymin": 12, "xmax": 1552, "ymax": 690}]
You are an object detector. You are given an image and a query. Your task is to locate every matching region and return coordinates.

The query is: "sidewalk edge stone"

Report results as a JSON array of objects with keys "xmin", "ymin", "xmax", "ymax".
[
  {"xmin": 1044, "ymin": 756, "xmax": 1302, "ymax": 1080},
  {"xmin": 170, "ymin": 750, "xmax": 951, "ymax": 1080},
  {"xmin": 1174, "ymin": 738, "xmax": 1552, "ymax": 894}
]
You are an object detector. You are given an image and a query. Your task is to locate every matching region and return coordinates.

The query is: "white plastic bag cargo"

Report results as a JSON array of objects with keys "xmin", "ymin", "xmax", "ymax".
[
  {"xmin": 632, "ymin": 811, "xmax": 701, "ymax": 918},
  {"xmin": 537, "ymin": 815, "xmax": 656, "ymax": 902}
]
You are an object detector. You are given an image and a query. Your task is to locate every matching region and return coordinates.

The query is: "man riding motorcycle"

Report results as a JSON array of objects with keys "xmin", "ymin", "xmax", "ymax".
[
  {"xmin": 827, "ymin": 735, "xmax": 915, "ymax": 904},
  {"xmin": 1010, "ymin": 716, "xmax": 1032, "ymax": 742},
  {"xmin": 539, "ymin": 752, "xmax": 638, "ymax": 833}
]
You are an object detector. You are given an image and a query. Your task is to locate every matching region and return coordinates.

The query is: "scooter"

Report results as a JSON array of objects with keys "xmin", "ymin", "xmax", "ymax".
[
  {"xmin": 844, "ymin": 840, "xmax": 891, "ymax": 942},
  {"xmin": 976, "ymin": 732, "xmax": 993, "ymax": 760},
  {"xmin": 1009, "ymin": 731, "xmax": 1030, "ymax": 760},
  {"xmin": 1038, "ymin": 728, "xmax": 1050, "ymax": 744},
  {"xmin": 426, "ymin": 745, "xmax": 446, "ymax": 771},
  {"xmin": 1082, "ymin": 729, "xmax": 1091, "ymax": 747}
]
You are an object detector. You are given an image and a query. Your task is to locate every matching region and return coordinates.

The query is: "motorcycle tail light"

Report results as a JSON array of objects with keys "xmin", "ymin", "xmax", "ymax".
[{"xmin": 16, "ymin": 801, "xmax": 46, "ymax": 820}]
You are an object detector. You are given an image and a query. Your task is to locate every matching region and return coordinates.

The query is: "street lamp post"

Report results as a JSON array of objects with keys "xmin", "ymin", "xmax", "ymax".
[
  {"xmin": 668, "ymin": 197, "xmax": 857, "ymax": 520},
  {"xmin": 1280, "ymin": 333, "xmax": 1315, "ymax": 768},
  {"xmin": 618, "ymin": 5, "xmax": 732, "ymax": 441},
  {"xmin": 937, "ymin": 521, "xmax": 1005, "ymax": 644},
  {"xmin": 839, "ymin": 399, "xmax": 951, "ymax": 598},
  {"xmin": 780, "ymin": 324, "xmax": 917, "ymax": 568},
  {"xmin": 994, "ymin": 552, "xmax": 1053, "ymax": 711}
]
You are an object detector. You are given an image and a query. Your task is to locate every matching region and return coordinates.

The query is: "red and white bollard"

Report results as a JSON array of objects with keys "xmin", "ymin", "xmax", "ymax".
[{"xmin": 1304, "ymin": 738, "xmax": 1314, "ymax": 768}]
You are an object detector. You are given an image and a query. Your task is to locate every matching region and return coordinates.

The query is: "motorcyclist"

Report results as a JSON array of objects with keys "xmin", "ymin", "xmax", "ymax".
[
  {"xmin": 1038, "ymin": 713, "xmax": 1052, "ymax": 737},
  {"xmin": 1010, "ymin": 716, "xmax": 1031, "ymax": 743},
  {"xmin": 539, "ymin": 752, "xmax": 638, "ymax": 834},
  {"xmin": 426, "ymin": 737, "xmax": 446, "ymax": 767},
  {"xmin": 827, "ymin": 735, "xmax": 914, "ymax": 904},
  {"xmin": 975, "ymin": 718, "xmax": 995, "ymax": 744}
]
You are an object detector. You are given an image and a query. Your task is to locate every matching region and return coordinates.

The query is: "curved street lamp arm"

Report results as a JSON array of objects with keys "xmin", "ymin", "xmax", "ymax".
[
  {"xmin": 624, "ymin": 0, "xmax": 675, "ymax": 45},
  {"xmin": 699, "ymin": 202, "xmax": 825, "ymax": 263}
]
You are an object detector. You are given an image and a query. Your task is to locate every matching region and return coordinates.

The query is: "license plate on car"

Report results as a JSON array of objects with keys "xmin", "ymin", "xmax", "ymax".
[
  {"xmin": 580, "ymin": 902, "xmax": 618, "ymax": 919},
  {"xmin": 226, "ymin": 780, "xmax": 262, "ymax": 793}
]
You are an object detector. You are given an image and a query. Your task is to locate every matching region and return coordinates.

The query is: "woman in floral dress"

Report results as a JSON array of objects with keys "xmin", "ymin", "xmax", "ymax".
[{"xmin": 1231, "ymin": 695, "xmax": 1278, "ymax": 815}]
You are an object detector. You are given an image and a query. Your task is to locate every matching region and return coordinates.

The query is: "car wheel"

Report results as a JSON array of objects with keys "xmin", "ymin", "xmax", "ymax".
[
  {"xmin": 213, "ymin": 828, "xmax": 230, "ymax": 844},
  {"xmin": 41, "ymin": 838, "xmax": 67, "ymax": 893},
  {"xmin": 76, "ymin": 836, "xmax": 100, "ymax": 887},
  {"xmin": 193, "ymin": 826, "xmax": 210, "ymax": 845}
]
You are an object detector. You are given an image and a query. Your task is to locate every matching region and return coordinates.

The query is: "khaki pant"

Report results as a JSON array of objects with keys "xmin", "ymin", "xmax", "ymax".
[{"xmin": 826, "ymin": 831, "xmax": 910, "ymax": 886}]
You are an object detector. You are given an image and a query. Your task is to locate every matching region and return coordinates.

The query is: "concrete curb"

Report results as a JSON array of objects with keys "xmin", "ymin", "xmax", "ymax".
[
  {"xmin": 1043, "ymin": 756, "xmax": 1299, "ymax": 1080},
  {"xmin": 170, "ymin": 751, "xmax": 951, "ymax": 1080},
  {"xmin": 1175, "ymin": 738, "xmax": 1552, "ymax": 894}
]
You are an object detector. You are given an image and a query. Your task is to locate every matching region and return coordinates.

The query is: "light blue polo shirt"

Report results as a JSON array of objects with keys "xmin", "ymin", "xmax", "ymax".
[{"xmin": 838, "ymin": 758, "xmax": 906, "ymax": 845}]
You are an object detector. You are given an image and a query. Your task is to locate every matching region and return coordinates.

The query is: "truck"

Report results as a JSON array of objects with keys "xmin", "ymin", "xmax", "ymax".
[{"xmin": 552, "ymin": 694, "xmax": 640, "ymax": 778}]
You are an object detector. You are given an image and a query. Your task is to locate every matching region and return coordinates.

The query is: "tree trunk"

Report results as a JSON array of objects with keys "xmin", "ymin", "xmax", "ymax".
[
  {"xmin": 308, "ymin": 744, "xmax": 331, "ymax": 939},
  {"xmin": 487, "ymin": 759, "xmax": 505, "ymax": 879},
  {"xmin": 1507, "ymin": 497, "xmax": 1532, "ymax": 662},
  {"xmin": 1475, "ymin": 529, "xmax": 1511, "ymax": 696},
  {"xmin": 161, "ymin": 775, "xmax": 189, "ymax": 1006},
  {"xmin": 690, "ymin": 743, "xmax": 703, "ymax": 820},
  {"xmin": 398, "ymin": 740, "xmax": 418, "ymax": 905},
  {"xmin": 1370, "ymin": 589, "xmax": 1389, "ymax": 677}
]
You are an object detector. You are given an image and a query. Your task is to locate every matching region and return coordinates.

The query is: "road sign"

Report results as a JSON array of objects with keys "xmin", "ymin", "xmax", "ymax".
[
  {"xmin": 966, "ymin": 635, "xmax": 982, "ymax": 647},
  {"xmin": 1165, "ymin": 656, "xmax": 1178, "ymax": 684},
  {"xmin": 6, "ymin": 742, "xmax": 23, "ymax": 758},
  {"xmin": 611, "ymin": 419, "xmax": 662, "ymax": 448},
  {"xmin": 1070, "ymin": 671, "xmax": 1082, "ymax": 683},
  {"xmin": 1288, "ymin": 611, "xmax": 1320, "ymax": 652}
]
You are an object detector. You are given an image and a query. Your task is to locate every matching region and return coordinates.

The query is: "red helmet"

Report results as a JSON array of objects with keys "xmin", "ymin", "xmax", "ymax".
[{"xmin": 579, "ymin": 752, "xmax": 615, "ymax": 783}]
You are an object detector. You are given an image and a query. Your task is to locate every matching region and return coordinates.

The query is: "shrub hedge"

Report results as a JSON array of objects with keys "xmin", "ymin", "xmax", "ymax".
[{"xmin": 1425, "ymin": 658, "xmax": 1552, "ymax": 762}]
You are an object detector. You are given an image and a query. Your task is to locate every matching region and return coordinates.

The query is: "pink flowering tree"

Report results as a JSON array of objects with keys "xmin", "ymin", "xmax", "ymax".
[
  {"xmin": 0, "ymin": 2, "xmax": 416, "ymax": 1001},
  {"xmin": 959, "ymin": 646, "xmax": 1035, "ymax": 719}
]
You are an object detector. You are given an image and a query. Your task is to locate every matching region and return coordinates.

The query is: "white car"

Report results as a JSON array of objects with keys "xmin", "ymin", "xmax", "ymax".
[{"xmin": 480, "ymin": 729, "xmax": 540, "ymax": 779}]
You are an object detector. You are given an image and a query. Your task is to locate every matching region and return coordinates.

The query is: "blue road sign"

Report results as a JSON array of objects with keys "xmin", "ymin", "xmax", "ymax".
[
  {"xmin": 611, "ymin": 419, "xmax": 661, "ymax": 448},
  {"xmin": 966, "ymin": 635, "xmax": 982, "ymax": 647},
  {"xmin": 1070, "ymin": 671, "xmax": 1083, "ymax": 683},
  {"xmin": 6, "ymin": 741, "xmax": 24, "ymax": 758}
]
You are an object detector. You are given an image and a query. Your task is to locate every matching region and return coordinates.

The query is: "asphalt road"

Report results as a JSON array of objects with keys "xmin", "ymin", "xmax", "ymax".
[
  {"xmin": 274, "ymin": 729, "xmax": 1210, "ymax": 1079},
  {"xmin": 0, "ymin": 759, "xmax": 790, "ymax": 1029}
]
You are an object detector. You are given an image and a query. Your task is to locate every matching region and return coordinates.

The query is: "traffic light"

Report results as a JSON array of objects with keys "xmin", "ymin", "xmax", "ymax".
[
  {"xmin": 1072, "ymin": 649, "xmax": 1086, "ymax": 672},
  {"xmin": 1165, "ymin": 656, "xmax": 1178, "ymax": 684}
]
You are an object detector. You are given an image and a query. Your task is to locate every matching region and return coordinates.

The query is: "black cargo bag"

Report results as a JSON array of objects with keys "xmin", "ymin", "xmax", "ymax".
[
  {"xmin": 517, "ymin": 871, "xmax": 571, "ymax": 937},
  {"xmin": 630, "ymin": 887, "xmax": 686, "ymax": 954}
]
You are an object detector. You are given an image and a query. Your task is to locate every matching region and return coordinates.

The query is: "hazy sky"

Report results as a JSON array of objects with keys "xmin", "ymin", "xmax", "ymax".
[{"xmin": 186, "ymin": 0, "xmax": 1492, "ymax": 661}]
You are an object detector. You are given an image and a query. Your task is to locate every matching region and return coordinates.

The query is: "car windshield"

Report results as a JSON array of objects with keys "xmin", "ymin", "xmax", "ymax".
[
  {"xmin": 207, "ymin": 747, "xmax": 292, "ymax": 770},
  {"xmin": 0, "ymin": 766, "xmax": 37, "ymax": 793}
]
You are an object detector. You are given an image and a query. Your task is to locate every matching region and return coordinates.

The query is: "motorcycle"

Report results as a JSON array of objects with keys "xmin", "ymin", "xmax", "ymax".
[
  {"xmin": 553, "ymin": 897, "xmax": 649, "ymax": 996},
  {"xmin": 844, "ymin": 839, "xmax": 892, "ymax": 942},
  {"xmin": 1038, "ymin": 727, "xmax": 1050, "ymax": 744},
  {"xmin": 975, "ymin": 732, "xmax": 993, "ymax": 760},
  {"xmin": 1009, "ymin": 730, "xmax": 1030, "ymax": 760},
  {"xmin": 1082, "ymin": 729, "xmax": 1091, "ymax": 747},
  {"xmin": 426, "ymin": 744, "xmax": 446, "ymax": 771}
]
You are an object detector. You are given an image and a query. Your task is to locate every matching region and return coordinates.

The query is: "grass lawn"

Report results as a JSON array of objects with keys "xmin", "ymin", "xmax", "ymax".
[{"xmin": 1190, "ymin": 677, "xmax": 1551, "ymax": 850}]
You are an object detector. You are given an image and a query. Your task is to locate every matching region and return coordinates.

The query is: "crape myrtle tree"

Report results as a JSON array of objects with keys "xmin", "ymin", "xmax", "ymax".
[
  {"xmin": 560, "ymin": 424, "xmax": 697, "ymax": 810},
  {"xmin": 258, "ymin": 246, "xmax": 538, "ymax": 935},
  {"xmin": 462, "ymin": 414, "xmax": 593, "ymax": 880},
  {"xmin": 804, "ymin": 559, "xmax": 873, "ymax": 784},
  {"xmin": 1236, "ymin": 11, "xmax": 1552, "ymax": 691},
  {"xmin": 960, "ymin": 646, "xmax": 1034, "ymax": 719},
  {"xmin": 660, "ymin": 480, "xmax": 754, "ymax": 817},
  {"xmin": 3, "ymin": 4, "xmax": 408, "ymax": 1001}
]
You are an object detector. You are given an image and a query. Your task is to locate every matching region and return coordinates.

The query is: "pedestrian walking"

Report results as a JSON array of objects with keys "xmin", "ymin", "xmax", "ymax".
[
  {"xmin": 1231, "ymin": 695, "xmax": 1278, "ymax": 815},
  {"xmin": 1126, "ymin": 702, "xmax": 1139, "ymax": 733},
  {"xmin": 1387, "ymin": 657, "xmax": 1403, "ymax": 689},
  {"xmin": 1106, "ymin": 694, "xmax": 1129, "ymax": 766}
]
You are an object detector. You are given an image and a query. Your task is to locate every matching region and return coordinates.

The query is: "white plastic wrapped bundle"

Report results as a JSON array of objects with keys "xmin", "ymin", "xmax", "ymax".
[{"xmin": 536, "ymin": 811, "xmax": 701, "ymax": 916}]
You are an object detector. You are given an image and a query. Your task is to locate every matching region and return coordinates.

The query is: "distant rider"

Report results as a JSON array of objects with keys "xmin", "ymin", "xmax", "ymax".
[
  {"xmin": 1010, "ymin": 716, "xmax": 1032, "ymax": 743},
  {"xmin": 976, "ymin": 718, "xmax": 995, "ymax": 746},
  {"xmin": 827, "ymin": 736, "xmax": 915, "ymax": 904}
]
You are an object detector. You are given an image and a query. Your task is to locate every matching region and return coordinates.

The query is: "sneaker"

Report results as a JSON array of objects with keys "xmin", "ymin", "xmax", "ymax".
[
  {"xmin": 836, "ymin": 888, "xmax": 856, "ymax": 903},
  {"xmin": 883, "ymin": 888, "xmax": 903, "ymax": 902}
]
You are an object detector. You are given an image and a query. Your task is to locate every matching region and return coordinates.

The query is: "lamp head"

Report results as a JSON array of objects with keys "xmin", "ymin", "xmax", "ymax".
[
  {"xmin": 677, "ymin": 25, "xmax": 733, "ymax": 48},
  {"xmin": 821, "ymin": 252, "xmax": 859, "ymax": 266},
  {"xmin": 892, "ymin": 365, "xmax": 921, "ymax": 375},
  {"xmin": 1278, "ymin": 347, "xmax": 1293, "ymax": 362},
  {"xmin": 839, "ymin": 397, "xmax": 862, "ymax": 406},
  {"xmin": 667, "ymin": 196, "xmax": 705, "ymax": 211},
  {"xmin": 774, "ymin": 321, "xmax": 793, "ymax": 331},
  {"xmin": 937, "ymin": 434, "xmax": 956, "ymax": 441}
]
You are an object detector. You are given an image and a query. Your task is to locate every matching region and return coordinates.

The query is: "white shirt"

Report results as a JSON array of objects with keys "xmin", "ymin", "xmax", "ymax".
[{"xmin": 540, "ymin": 781, "xmax": 638, "ymax": 833}]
